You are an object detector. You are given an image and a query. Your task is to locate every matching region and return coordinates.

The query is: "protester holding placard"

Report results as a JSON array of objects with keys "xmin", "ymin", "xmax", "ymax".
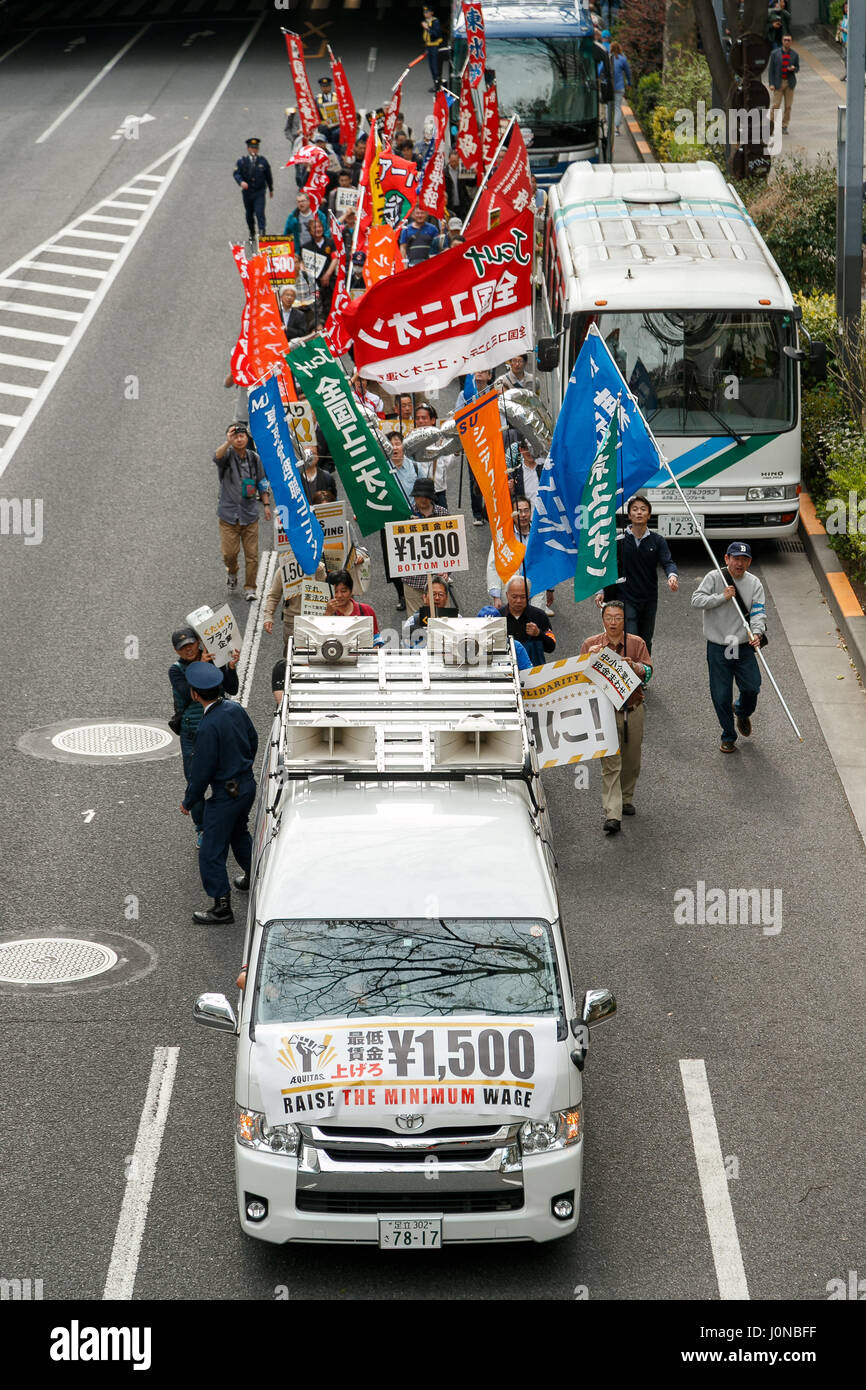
[
  {"xmin": 401, "ymin": 478, "xmax": 448, "ymax": 617},
  {"xmin": 263, "ymin": 551, "xmax": 329, "ymax": 651},
  {"xmin": 169, "ymin": 629, "xmax": 240, "ymax": 850},
  {"xmin": 580, "ymin": 599, "xmax": 653, "ymax": 835}
]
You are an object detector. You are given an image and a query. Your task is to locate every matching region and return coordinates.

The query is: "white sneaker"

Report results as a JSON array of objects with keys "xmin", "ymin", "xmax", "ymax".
[
  {"xmin": 543, "ymin": 604, "xmax": 555, "ymax": 616},
  {"xmin": 244, "ymin": 588, "xmax": 257, "ymax": 602},
  {"xmin": 472, "ymin": 518, "xmax": 483, "ymax": 527},
  {"xmin": 226, "ymin": 573, "xmax": 238, "ymax": 590}
]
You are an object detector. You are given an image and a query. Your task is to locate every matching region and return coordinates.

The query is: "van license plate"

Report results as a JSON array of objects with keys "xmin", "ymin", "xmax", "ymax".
[
  {"xmin": 379, "ymin": 1218, "xmax": 442, "ymax": 1249},
  {"xmin": 657, "ymin": 512, "xmax": 703, "ymax": 538}
]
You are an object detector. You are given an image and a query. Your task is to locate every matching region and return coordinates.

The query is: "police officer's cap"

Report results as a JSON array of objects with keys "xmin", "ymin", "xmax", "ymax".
[
  {"xmin": 245, "ymin": 137, "xmax": 261, "ymax": 147},
  {"xmin": 318, "ymin": 76, "xmax": 332, "ymax": 86},
  {"xmin": 185, "ymin": 661, "xmax": 224, "ymax": 691},
  {"xmin": 172, "ymin": 626, "xmax": 199, "ymax": 652}
]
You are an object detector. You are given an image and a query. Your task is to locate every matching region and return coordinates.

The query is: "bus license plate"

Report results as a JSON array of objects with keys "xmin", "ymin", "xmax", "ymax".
[
  {"xmin": 379, "ymin": 1218, "xmax": 442, "ymax": 1249},
  {"xmin": 658, "ymin": 513, "xmax": 704, "ymax": 538}
]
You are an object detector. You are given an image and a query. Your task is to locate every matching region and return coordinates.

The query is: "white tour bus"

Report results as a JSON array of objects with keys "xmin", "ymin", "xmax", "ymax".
[{"xmin": 536, "ymin": 161, "xmax": 826, "ymax": 540}]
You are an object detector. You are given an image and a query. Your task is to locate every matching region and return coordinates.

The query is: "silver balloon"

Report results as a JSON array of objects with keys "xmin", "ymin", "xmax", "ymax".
[
  {"xmin": 401, "ymin": 423, "xmax": 459, "ymax": 461},
  {"xmin": 499, "ymin": 389, "xmax": 554, "ymax": 455}
]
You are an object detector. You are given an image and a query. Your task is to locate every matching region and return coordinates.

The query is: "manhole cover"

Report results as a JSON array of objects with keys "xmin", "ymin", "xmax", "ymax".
[
  {"xmin": 50, "ymin": 723, "xmax": 172, "ymax": 757},
  {"xmin": 0, "ymin": 937, "xmax": 118, "ymax": 985},
  {"xmin": 18, "ymin": 719, "xmax": 180, "ymax": 765}
]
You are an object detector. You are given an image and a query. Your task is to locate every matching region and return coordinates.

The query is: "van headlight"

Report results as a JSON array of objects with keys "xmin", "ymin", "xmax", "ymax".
[
  {"xmin": 519, "ymin": 1106, "xmax": 582, "ymax": 1153},
  {"xmin": 747, "ymin": 486, "xmax": 784, "ymax": 500},
  {"xmin": 236, "ymin": 1105, "xmax": 300, "ymax": 1155}
]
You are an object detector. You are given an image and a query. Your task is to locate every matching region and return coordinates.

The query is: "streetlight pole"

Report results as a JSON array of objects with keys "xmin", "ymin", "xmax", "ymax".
[{"xmin": 837, "ymin": 0, "xmax": 864, "ymax": 410}]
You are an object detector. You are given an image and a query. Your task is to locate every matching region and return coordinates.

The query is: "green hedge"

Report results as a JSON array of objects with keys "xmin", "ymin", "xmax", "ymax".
[{"xmin": 817, "ymin": 428, "xmax": 866, "ymax": 583}]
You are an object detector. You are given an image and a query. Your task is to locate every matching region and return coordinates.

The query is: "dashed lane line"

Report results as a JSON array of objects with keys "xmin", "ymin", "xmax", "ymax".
[{"xmin": 680, "ymin": 1059, "xmax": 750, "ymax": 1301}]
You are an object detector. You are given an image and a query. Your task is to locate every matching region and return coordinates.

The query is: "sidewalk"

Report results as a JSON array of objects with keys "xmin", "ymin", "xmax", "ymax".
[{"xmin": 784, "ymin": 26, "xmax": 852, "ymax": 166}]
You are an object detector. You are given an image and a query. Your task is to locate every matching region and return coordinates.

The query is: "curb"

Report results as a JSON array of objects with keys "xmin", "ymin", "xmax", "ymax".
[
  {"xmin": 620, "ymin": 100, "xmax": 654, "ymax": 163},
  {"xmin": 799, "ymin": 492, "xmax": 866, "ymax": 686}
]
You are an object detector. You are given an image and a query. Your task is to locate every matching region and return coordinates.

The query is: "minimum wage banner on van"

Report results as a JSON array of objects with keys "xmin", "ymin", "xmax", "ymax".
[
  {"xmin": 520, "ymin": 657, "xmax": 622, "ymax": 767},
  {"xmin": 253, "ymin": 1017, "xmax": 559, "ymax": 1128}
]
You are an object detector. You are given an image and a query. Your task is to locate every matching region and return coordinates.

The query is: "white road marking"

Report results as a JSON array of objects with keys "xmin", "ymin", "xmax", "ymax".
[
  {"xmin": 679, "ymin": 1059, "xmax": 750, "ymax": 1301},
  {"xmin": 0, "ymin": 413, "xmax": 22, "ymax": 428},
  {"xmin": 0, "ymin": 18, "xmax": 265, "ymax": 480},
  {"xmin": 0, "ymin": 351, "xmax": 55, "ymax": 371},
  {"xmin": 238, "ymin": 549, "xmax": 277, "ymax": 708},
  {"xmin": 0, "ymin": 31, "xmax": 39, "ymax": 66},
  {"xmin": 0, "ymin": 326, "xmax": 69, "ymax": 345},
  {"xmin": 368, "ymin": 48, "xmax": 377, "ymax": 73},
  {"xmin": 54, "ymin": 229, "xmax": 127, "ymax": 241},
  {"xmin": 102, "ymin": 1046, "xmax": 179, "ymax": 1302},
  {"xmin": 0, "ymin": 383, "xmax": 38, "ymax": 399},
  {"xmin": 19, "ymin": 260, "xmax": 108, "ymax": 279},
  {"xmin": 36, "ymin": 26, "xmax": 151, "ymax": 145},
  {"xmin": 0, "ymin": 302, "xmax": 83, "ymax": 321}
]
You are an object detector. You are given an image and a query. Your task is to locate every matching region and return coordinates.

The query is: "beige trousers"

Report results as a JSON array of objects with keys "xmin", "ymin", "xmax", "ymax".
[
  {"xmin": 219, "ymin": 518, "xmax": 259, "ymax": 590},
  {"xmin": 600, "ymin": 704, "xmax": 645, "ymax": 821}
]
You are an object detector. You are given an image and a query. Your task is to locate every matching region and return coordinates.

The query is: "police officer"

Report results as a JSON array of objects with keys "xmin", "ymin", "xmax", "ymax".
[
  {"xmin": 180, "ymin": 662, "xmax": 259, "ymax": 925},
  {"xmin": 233, "ymin": 137, "xmax": 274, "ymax": 241},
  {"xmin": 316, "ymin": 75, "xmax": 342, "ymax": 152},
  {"xmin": 169, "ymin": 628, "xmax": 240, "ymax": 850}
]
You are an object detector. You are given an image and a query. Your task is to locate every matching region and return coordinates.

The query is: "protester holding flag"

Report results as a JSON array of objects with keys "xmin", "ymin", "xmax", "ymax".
[
  {"xmin": 691, "ymin": 541, "xmax": 766, "ymax": 753},
  {"xmin": 580, "ymin": 599, "xmax": 653, "ymax": 835},
  {"xmin": 596, "ymin": 494, "xmax": 679, "ymax": 654}
]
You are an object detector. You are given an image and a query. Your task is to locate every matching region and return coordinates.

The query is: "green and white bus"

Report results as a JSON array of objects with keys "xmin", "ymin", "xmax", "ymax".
[{"xmin": 537, "ymin": 161, "xmax": 825, "ymax": 539}]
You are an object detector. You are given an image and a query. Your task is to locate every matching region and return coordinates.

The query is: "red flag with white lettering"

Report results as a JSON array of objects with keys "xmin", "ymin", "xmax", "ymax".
[
  {"xmin": 481, "ymin": 81, "xmax": 501, "ymax": 168},
  {"xmin": 283, "ymin": 32, "xmax": 319, "ymax": 141},
  {"xmin": 246, "ymin": 252, "xmax": 292, "ymax": 381},
  {"xmin": 364, "ymin": 224, "xmax": 400, "ymax": 288},
  {"xmin": 341, "ymin": 208, "xmax": 534, "ymax": 391},
  {"xmin": 286, "ymin": 143, "xmax": 331, "ymax": 216},
  {"xmin": 329, "ymin": 51, "xmax": 356, "ymax": 153},
  {"xmin": 456, "ymin": 68, "xmax": 483, "ymax": 180},
  {"xmin": 382, "ymin": 83, "xmax": 403, "ymax": 147},
  {"xmin": 465, "ymin": 122, "xmax": 533, "ymax": 236},
  {"xmin": 418, "ymin": 90, "xmax": 448, "ymax": 219},
  {"xmin": 378, "ymin": 147, "xmax": 419, "ymax": 227},
  {"xmin": 461, "ymin": 1, "xmax": 487, "ymax": 88},
  {"xmin": 230, "ymin": 243, "xmax": 253, "ymax": 386}
]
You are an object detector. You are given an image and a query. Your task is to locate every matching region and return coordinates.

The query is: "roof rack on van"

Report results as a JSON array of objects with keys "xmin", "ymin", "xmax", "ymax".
[{"xmin": 267, "ymin": 617, "xmax": 532, "ymax": 787}]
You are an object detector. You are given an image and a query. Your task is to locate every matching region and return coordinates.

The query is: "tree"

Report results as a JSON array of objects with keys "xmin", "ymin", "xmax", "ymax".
[{"xmin": 664, "ymin": 0, "xmax": 697, "ymax": 71}]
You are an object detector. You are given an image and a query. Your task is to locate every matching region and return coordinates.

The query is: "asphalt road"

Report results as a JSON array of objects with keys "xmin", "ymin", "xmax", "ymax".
[{"xmin": 0, "ymin": 0, "xmax": 863, "ymax": 1311}]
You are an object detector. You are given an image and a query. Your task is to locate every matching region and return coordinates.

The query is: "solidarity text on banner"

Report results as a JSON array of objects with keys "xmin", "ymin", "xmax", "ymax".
[
  {"xmin": 253, "ymin": 1016, "xmax": 559, "ymax": 1128},
  {"xmin": 453, "ymin": 388, "xmax": 525, "ymax": 584},
  {"xmin": 248, "ymin": 373, "xmax": 324, "ymax": 575},
  {"xmin": 523, "ymin": 323, "xmax": 662, "ymax": 596},
  {"xmin": 289, "ymin": 336, "xmax": 412, "ymax": 535},
  {"xmin": 519, "ymin": 658, "xmax": 620, "ymax": 767},
  {"xmin": 342, "ymin": 209, "xmax": 534, "ymax": 391}
]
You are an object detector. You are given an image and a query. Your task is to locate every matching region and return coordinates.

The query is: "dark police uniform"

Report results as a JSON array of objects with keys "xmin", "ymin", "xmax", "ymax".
[
  {"xmin": 182, "ymin": 663, "xmax": 258, "ymax": 920},
  {"xmin": 233, "ymin": 139, "xmax": 274, "ymax": 238},
  {"xmin": 170, "ymin": 637, "xmax": 239, "ymax": 834}
]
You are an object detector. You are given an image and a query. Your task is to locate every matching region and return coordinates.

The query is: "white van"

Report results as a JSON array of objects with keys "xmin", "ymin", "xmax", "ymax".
[{"xmin": 195, "ymin": 617, "xmax": 616, "ymax": 1247}]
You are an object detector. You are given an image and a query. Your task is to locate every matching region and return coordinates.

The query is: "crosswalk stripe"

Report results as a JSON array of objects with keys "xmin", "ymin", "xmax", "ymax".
[
  {"xmin": 20, "ymin": 261, "xmax": 108, "ymax": 280},
  {"xmin": 0, "ymin": 351, "xmax": 54, "ymax": 370},
  {"xmin": 1, "ymin": 280, "xmax": 96, "ymax": 300},
  {"xmin": 119, "ymin": 185, "xmax": 157, "ymax": 197},
  {"xmin": 0, "ymin": 302, "xmax": 83, "ymax": 322},
  {"xmin": 0, "ymin": 413, "xmax": 24, "ymax": 427},
  {"xmin": 0, "ymin": 383, "xmax": 39, "ymax": 399},
  {"xmin": 46, "ymin": 245, "xmax": 118, "ymax": 261},
  {"xmin": 54, "ymin": 229, "xmax": 128, "ymax": 243},
  {"xmin": 78, "ymin": 215, "xmax": 138, "ymax": 226},
  {"xmin": 136, "ymin": 175, "xmax": 165, "ymax": 183},
  {"xmin": 102, "ymin": 199, "xmax": 154, "ymax": 211},
  {"xmin": 0, "ymin": 325, "xmax": 69, "ymax": 346}
]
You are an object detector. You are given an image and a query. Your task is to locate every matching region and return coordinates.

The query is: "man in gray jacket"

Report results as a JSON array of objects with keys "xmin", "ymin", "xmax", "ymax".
[{"xmin": 691, "ymin": 542, "xmax": 767, "ymax": 752}]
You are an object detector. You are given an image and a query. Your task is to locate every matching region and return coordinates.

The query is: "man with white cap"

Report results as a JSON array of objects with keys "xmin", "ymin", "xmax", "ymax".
[{"xmin": 691, "ymin": 542, "xmax": 767, "ymax": 753}]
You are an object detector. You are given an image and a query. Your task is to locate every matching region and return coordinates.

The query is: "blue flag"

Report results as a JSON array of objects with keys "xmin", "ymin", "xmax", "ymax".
[
  {"xmin": 248, "ymin": 374, "xmax": 324, "ymax": 574},
  {"xmin": 523, "ymin": 325, "xmax": 661, "ymax": 595}
]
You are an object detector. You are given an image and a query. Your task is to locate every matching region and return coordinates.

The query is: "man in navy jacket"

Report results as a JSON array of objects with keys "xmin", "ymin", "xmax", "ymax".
[{"xmin": 597, "ymin": 493, "xmax": 678, "ymax": 654}]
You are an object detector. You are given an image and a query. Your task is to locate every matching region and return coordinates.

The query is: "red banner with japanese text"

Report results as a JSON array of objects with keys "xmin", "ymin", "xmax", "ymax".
[
  {"xmin": 382, "ymin": 83, "xmax": 403, "ymax": 147},
  {"xmin": 329, "ymin": 51, "xmax": 356, "ymax": 152},
  {"xmin": 481, "ymin": 81, "xmax": 501, "ymax": 168},
  {"xmin": 456, "ymin": 67, "xmax": 483, "ymax": 179},
  {"xmin": 466, "ymin": 122, "xmax": 533, "ymax": 236},
  {"xmin": 283, "ymin": 31, "xmax": 319, "ymax": 141},
  {"xmin": 461, "ymin": 1, "xmax": 487, "ymax": 88},
  {"xmin": 378, "ymin": 147, "xmax": 419, "ymax": 227},
  {"xmin": 418, "ymin": 89, "xmax": 449, "ymax": 220},
  {"xmin": 230, "ymin": 243, "xmax": 253, "ymax": 386},
  {"xmin": 246, "ymin": 252, "xmax": 292, "ymax": 382},
  {"xmin": 364, "ymin": 224, "xmax": 399, "ymax": 288},
  {"xmin": 454, "ymin": 389, "xmax": 525, "ymax": 584},
  {"xmin": 342, "ymin": 208, "xmax": 534, "ymax": 390},
  {"xmin": 286, "ymin": 143, "xmax": 331, "ymax": 216}
]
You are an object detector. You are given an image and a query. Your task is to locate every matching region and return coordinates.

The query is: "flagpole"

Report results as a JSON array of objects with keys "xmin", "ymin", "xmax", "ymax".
[
  {"xmin": 460, "ymin": 113, "xmax": 516, "ymax": 234},
  {"xmin": 596, "ymin": 339, "xmax": 803, "ymax": 741}
]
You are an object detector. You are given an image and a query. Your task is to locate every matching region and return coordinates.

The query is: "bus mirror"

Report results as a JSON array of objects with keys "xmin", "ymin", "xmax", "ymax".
[
  {"xmin": 536, "ymin": 337, "xmax": 559, "ymax": 372},
  {"xmin": 807, "ymin": 340, "xmax": 828, "ymax": 382}
]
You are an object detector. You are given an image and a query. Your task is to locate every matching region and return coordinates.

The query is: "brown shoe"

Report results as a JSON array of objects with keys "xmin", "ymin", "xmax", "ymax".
[
  {"xmin": 720, "ymin": 740, "xmax": 737, "ymax": 753},
  {"xmin": 736, "ymin": 713, "xmax": 752, "ymax": 738}
]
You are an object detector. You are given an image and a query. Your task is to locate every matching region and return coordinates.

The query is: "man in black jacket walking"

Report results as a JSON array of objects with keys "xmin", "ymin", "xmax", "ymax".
[{"xmin": 597, "ymin": 493, "xmax": 678, "ymax": 654}]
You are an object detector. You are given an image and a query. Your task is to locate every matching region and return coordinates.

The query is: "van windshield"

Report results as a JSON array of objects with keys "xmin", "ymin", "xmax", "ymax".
[{"xmin": 254, "ymin": 918, "xmax": 561, "ymax": 1024}]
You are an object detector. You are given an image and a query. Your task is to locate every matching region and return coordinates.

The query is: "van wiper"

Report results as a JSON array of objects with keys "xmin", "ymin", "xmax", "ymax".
[{"xmin": 683, "ymin": 367, "xmax": 744, "ymax": 445}]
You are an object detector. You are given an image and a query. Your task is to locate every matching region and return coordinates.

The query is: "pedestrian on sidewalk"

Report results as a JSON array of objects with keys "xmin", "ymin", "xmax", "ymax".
[
  {"xmin": 837, "ymin": 2, "xmax": 849, "ymax": 81},
  {"xmin": 768, "ymin": 34, "xmax": 800, "ymax": 136},
  {"xmin": 213, "ymin": 422, "xmax": 271, "ymax": 600},
  {"xmin": 690, "ymin": 541, "xmax": 767, "ymax": 754},
  {"xmin": 609, "ymin": 41, "xmax": 632, "ymax": 136}
]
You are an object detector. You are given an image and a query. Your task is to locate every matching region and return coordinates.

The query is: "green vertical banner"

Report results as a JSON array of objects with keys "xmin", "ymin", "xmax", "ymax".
[
  {"xmin": 573, "ymin": 411, "xmax": 619, "ymax": 603},
  {"xmin": 288, "ymin": 336, "xmax": 412, "ymax": 536}
]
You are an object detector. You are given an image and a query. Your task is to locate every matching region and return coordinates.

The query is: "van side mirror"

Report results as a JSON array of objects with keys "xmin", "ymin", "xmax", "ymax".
[
  {"xmin": 807, "ymin": 340, "xmax": 827, "ymax": 382},
  {"xmin": 194, "ymin": 992, "xmax": 238, "ymax": 1032},
  {"xmin": 536, "ymin": 337, "xmax": 559, "ymax": 372},
  {"xmin": 581, "ymin": 987, "xmax": 617, "ymax": 1027}
]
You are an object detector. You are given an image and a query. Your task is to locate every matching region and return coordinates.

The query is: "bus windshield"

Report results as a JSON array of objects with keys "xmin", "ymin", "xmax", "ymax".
[
  {"xmin": 452, "ymin": 36, "xmax": 597, "ymax": 145},
  {"xmin": 595, "ymin": 310, "xmax": 796, "ymax": 436}
]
